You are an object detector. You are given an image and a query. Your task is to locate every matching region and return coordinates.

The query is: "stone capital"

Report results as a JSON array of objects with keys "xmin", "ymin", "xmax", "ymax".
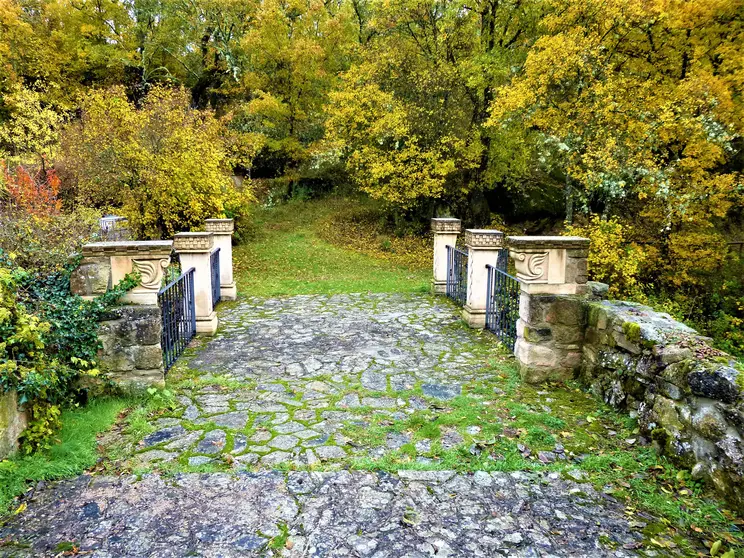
[
  {"xmin": 174, "ymin": 232, "xmax": 214, "ymax": 253},
  {"xmin": 431, "ymin": 218, "xmax": 461, "ymax": 234},
  {"xmin": 76, "ymin": 241, "xmax": 173, "ymax": 305},
  {"xmin": 82, "ymin": 240, "xmax": 172, "ymax": 258},
  {"xmin": 205, "ymin": 218, "xmax": 235, "ymax": 234},
  {"xmin": 462, "ymin": 229, "xmax": 504, "ymax": 250},
  {"xmin": 507, "ymin": 236, "xmax": 589, "ymax": 295}
]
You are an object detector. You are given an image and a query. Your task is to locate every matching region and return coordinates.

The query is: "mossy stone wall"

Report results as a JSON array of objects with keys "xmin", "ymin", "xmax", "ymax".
[{"xmin": 580, "ymin": 300, "xmax": 744, "ymax": 512}]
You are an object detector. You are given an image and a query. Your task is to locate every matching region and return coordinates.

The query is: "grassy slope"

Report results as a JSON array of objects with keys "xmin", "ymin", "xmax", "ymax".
[
  {"xmin": 0, "ymin": 398, "xmax": 130, "ymax": 513},
  {"xmin": 233, "ymin": 197, "xmax": 429, "ymax": 297}
]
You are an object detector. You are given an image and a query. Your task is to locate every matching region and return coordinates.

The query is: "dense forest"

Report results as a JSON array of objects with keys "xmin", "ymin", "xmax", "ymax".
[{"xmin": 1, "ymin": 0, "xmax": 743, "ymax": 355}]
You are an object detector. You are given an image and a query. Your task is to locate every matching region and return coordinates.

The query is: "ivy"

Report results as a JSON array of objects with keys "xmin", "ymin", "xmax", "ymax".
[{"xmin": 0, "ymin": 250, "xmax": 139, "ymax": 451}]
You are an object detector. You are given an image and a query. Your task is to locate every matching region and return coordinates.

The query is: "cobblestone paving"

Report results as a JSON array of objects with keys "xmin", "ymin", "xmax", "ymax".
[
  {"xmin": 0, "ymin": 294, "xmax": 652, "ymax": 556},
  {"xmin": 0, "ymin": 470, "xmax": 644, "ymax": 557},
  {"xmin": 135, "ymin": 293, "xmax": 499, "ymax": 468}
]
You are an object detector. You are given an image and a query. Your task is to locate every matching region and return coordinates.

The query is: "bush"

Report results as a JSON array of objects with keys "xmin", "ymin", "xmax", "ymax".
[
  {"xmin": 0, "ymin": 162, "xmax": 100, "ymax": 273},
  {"xmin": 61, "ymin": 86, "xmax": 253, "ymax": 239},
  {"xmin": 0, "ymin": 252, "xmax": 138, "ymax": 452}
]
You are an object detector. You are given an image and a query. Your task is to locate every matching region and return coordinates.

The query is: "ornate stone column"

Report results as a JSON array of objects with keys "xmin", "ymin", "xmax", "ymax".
[
  {"xmin": 174, "ymin": 232, "xmax": 219, "ymax": 335},
  {"xmin": 205, "ymin": 218, "xmax": 237, "ymax": 301},
  {"xmin": 462, "ymin": 229, "xmax": 505, "ymax": 328},
  {"xmin": 508, "ymin": 236, "xmax": 590, "ymax": 383},
  {"xmin": 431, "ymin": 218, "xmax": 461, "ymax": 294}
]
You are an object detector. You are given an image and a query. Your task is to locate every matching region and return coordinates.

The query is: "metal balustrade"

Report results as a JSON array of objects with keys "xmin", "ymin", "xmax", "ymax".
[
  {"xmin": 158, "ymin": 267, "xmax": 196, "ymax": 371},
  {"xmin": 210, "ymin": 247, "xmax": 221, "ymax": 310},
  {"xmin": 485, "ymin": 249, "xmax": 521, "ymax": 351},
  {"xmin": 446, "ymin": 245, "xmax": 468, "ymax": 306}
]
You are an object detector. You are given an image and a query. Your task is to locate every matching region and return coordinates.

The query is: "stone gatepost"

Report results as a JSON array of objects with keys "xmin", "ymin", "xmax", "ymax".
[
  {"xmin": 174, "ymin": 232, "xmax": 218, "ymax": 335},
  {"xmin": 70, "ymin": 240, "xmax": 172, "ymax": 387},
  {"xmin": 431, "ymin": 218, "xmax": 461, "ymax": 294},
  {"xmin": 205, "ymin": 218, "xmax": 237, "ymax": 301},
  {"xmin": 508, "ymin": 236, "xmax": 590, "ymax": 383},
  {"xmin": 462, "ymin": 229, "xmax": 505, "ymax": 328}
]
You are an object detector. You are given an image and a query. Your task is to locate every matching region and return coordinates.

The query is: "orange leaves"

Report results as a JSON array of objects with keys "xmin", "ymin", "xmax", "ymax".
[{"xmin": 2, "ymin": 162, "xmax": 62, "ymax": 218}]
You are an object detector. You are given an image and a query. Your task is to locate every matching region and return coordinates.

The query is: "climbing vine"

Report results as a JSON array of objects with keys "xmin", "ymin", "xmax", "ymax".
[{"xmin": 0, "ymin": 251, "xmax": 139, "ymax": 452}]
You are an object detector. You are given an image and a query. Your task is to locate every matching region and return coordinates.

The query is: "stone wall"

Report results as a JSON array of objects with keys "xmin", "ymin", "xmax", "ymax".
[
  {"xmin": 98, "ymin": 306, "xmax": 165, "ymax": 387},
  {"xmin": 581, "ymin": 299, "xmax": 744, "ymax": 512},
  {"xmin": 0, "ymin": 391, "xmax": 27, "ymax": 459}
]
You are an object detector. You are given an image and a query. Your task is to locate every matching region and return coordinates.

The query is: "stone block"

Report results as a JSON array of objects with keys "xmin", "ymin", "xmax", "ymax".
[
  {"xmin": 173, "ymin": 232, "xmax": 214, "ymax": 252},
  {"xmin": 515, "ymin": 341, "xmax": 558, "ymax": 368},
  {"xmin": 545, "ymin": 298, "xmax": 585, "ymax": 326},
  {"xmin": 523, "ymin": 325, "xmax": 552, "ymax": 343},
  {"xmin": 205, "ymin": 218, "xmax": 235, "ymax": 234},
  {"xmin": 552, "ymin": 324, "xmax": 584, "ymax": 345},
  {"xmin": 688, "ymin": 365, "xmax": 741, "ymax": 404},
  {"xmin": 0, "ymin": 391, "xmax": 27, "ymax": 459},
  {"xmin": 131, "ymin": 345, "xmax": 164, "ymax": 370},
  {"xmin": 70, "ymin": 257, "xmax": 111, "ymax": 297},
  {"xmin": 691, "ymin": 401, "xmax": 728, "ymax": 441},
  {"xmin": 587, "ymin": 282, "xmax": 610, "ymax": 300},
  {"xmin": 430, "ymin": 218, "xmax": 461, "ymax": 233},
  {"xmin": 654, "ymin": 345, "xmax": 693, "ymax": 365}
]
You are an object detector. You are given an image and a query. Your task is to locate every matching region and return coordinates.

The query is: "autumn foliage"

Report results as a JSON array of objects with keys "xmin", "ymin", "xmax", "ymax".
[{"xmin": 2, "ymin": 163, "xmax": 62, "ymax": 217}]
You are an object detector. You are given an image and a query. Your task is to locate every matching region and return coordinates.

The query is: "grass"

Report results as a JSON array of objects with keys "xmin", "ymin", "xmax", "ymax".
[
  {"xmin": 0, "ymin": 398, "xmax": 131, "ymax": 515},
  {"xmin": 234, "ymin": 197, "xmax": 430, "ymax": 297}
]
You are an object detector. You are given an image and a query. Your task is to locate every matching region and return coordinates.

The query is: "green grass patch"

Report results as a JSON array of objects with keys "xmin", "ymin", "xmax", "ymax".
[
  {"xmin": 234, "ymin": 197, "xmax": 429, "ymax": 297},
  {"xmin": 0, "ymin": 398, "xmax": 130, "ymax": 514}
]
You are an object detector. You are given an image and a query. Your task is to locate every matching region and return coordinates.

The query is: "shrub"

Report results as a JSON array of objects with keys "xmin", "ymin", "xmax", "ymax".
[
  {"xmin": 0, "ymin": 161, "xmax": 100, "ymax": 273},
  {"xmin": 0, "ymin": 252, "xmax": 138, "ymax": 452},
  {"xmin": 61, "ymin": 86, "xmax": 253, "ymax": 239}
]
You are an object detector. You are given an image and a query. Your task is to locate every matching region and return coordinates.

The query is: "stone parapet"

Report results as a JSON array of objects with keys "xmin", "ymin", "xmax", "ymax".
[
  {"xmin": 0, "ymin": 390, "xmax": 27, "ymax": 459},
  {"xmin": 204, "ymin": 219, "xmax": 237, "ymax": 301},
  {"xmin": 205, "ymin": 219, "xmax": 235, "ymax": 234},
  {"xmin": 175, "ymin": 232, "xmax": 218, "ymax": 335},
  {"xmin": 82, "ymin": 240, "xmax": 172, "ymax": 258},
  {"xmin": 173, "ymin": 232, "xmax": 214, "ymax": 253},
  {"xmin": 581, "ymin": 299, "xmax": 744, "ymax": 514},
  {"xmin": 463, "ymin": 229, "xmax": 505, "ymax": 249},
  {"xmin": 462, "ymin": 229, "xmax": 504, "ymax": 328},
  {"xmin": 98, "ymin": 305, "xmax": 165, "ymax": 387},
  {"xmin": 431, "ymin": 218, "xmax": 461, "ymax": 234}
]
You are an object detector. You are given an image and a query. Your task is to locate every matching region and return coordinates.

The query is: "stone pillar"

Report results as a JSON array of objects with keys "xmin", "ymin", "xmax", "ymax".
[
  {"xmin": 508, "ymin": 236, "xmax": 590, "ymax": 383},
  {"xmin": 431, "ymin": 218, "xmax": 461, "ymax": 294},
  {"xmin": 462, "ymin": 229, "xmax": 505, "ymax": 328},
  {"xmin": 205, "ymin": 218, "xmax": 237, "ymax": 301},
  {"xmin": 174, "ymin": 232, "xmax": 218, "ymax": 335},
  {"xmin": 70, "ymin": 241, "xmax": 171, "ymax": 387}
]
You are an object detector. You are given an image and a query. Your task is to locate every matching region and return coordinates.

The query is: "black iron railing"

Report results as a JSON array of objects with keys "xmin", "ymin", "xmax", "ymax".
[
  {"xmin": 485, "ymin": 250, "xmax": 521, "ymax": 352},
  {"xmin": 158, "ymin": 267, "xmax": 196, "ymax": 372},
  {"xmin": 446, "ymin": 245, "xmax": 468, "ymax": 306},
  {"xmin": 210, "ymin": 247, "xmax": 221, "ymax": 310}
]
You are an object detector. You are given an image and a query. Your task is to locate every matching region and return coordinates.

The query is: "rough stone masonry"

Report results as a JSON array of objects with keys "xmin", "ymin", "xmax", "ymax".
[{"xmin": 581, "ymin": 299, "xmax": 744, "ymax": 513}]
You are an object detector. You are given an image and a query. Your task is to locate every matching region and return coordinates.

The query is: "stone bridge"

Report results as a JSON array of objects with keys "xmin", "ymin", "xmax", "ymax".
[{"xmin": 0, "ymin": 293, "xmax": 649, "ymax": 557}]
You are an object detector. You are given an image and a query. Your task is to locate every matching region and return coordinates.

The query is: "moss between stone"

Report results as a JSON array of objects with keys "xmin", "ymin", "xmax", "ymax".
[{"xmin": 622, "ymin": 321, "xmax": 642, "ymax": 343}]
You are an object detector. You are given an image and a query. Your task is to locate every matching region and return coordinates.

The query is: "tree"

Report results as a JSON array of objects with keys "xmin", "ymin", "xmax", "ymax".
[
  {"xmin": 325, "ymin": 0, "xmax": 541, "ymax": 220},
  {"xmin": 489, "ymin": 0, "xmax": 744, "ymax": 289},
  {"xmin": 62, "ymin": 86, "xmax": 251, "ymax": 239}
]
